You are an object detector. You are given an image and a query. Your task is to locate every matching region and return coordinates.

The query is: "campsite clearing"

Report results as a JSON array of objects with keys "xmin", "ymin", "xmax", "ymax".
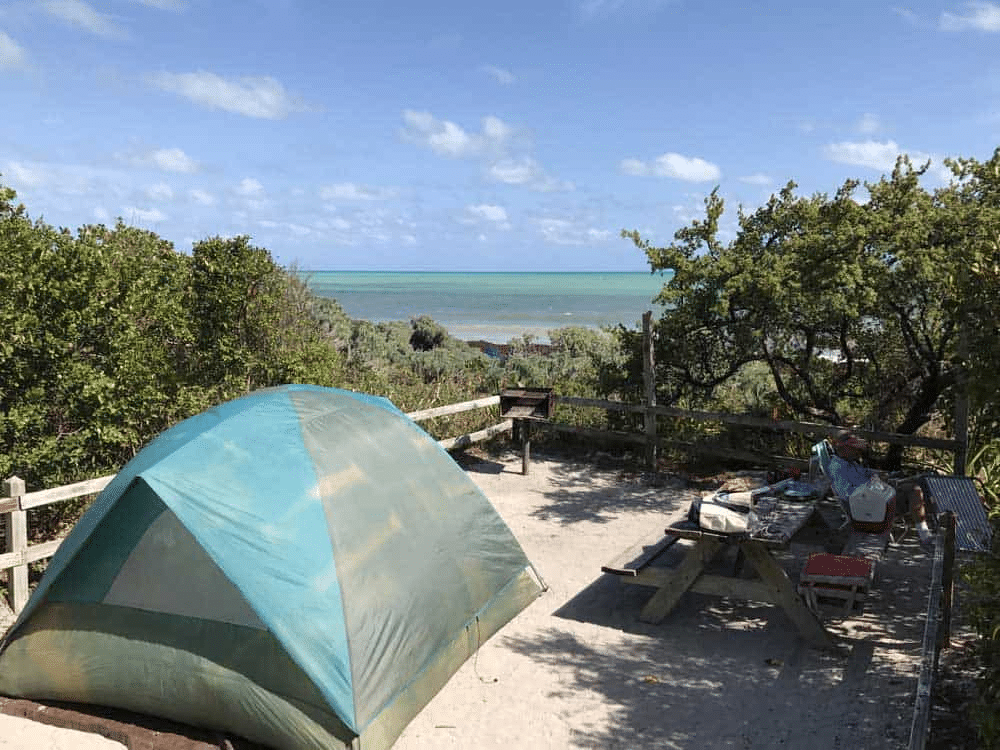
[
  {"xmin": 2, "ymin": 451, "xmax": 953, "ymax": 749},
  {"xmin": 397, "ymin": 451, "xmax": 943, "ymax": 750}
]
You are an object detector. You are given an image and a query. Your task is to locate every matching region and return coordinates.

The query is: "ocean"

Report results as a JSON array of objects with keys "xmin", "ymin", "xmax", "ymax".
[{"xmin": 302, "ymin": 271, "xmax": 669, "ymax": 344}]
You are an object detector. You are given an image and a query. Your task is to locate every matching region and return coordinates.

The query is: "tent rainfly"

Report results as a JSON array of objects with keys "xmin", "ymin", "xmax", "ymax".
[{"xmin": 0, "ymin": 385, "xmax": 543, "ymax": 749}]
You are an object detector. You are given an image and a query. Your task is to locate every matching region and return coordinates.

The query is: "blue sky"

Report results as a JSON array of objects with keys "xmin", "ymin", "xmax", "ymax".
[{"xmin": 2, "ymin": 1, "xmax": 998, "ymax": 271}]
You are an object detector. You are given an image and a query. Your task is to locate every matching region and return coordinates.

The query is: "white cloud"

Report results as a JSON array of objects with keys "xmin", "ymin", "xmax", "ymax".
[
  {"xmin": 534, "ymin": 217, "xmax": 611, "ymax": 245},
  {"xmin": 148, "ymin": 71, "xmax": 306, "ymax": 119},
  {"xmin": 42, "ymin": 0, "xmax": 126, "ymax": 38},
  {"xmin": 319, "ymin": 182, "xmax": 396, "ymax": 201},
  {"xmin": 621, "ymin": 152, "xmax": 721, "ymax": 182},
  {"xmin": 402, "ymin": 109, "xmax": 573, "ymax": 192},
  {"xmin": 822, "ymin": 139, "xmax": 953, "ymax": 182},
  {"xmin": 2, "ymin": 158, "xmax": 130, "ymax": 197},
  {"xmin": 739, "ymin": 173, "xmax": 772, "ymax": 186},
  {"xmin": 0, "ymin": 31, "xmax": 27, "ymax": 70},
  {"xmin": 146, "ymin": 182, "xmax": 173, "ymax": 200},
  {"xmin": 466, "ymin": 203, "xmax": 509, "ymax": 225},
  {"xmin": 189, "ymin": 188, "xmax": 215, "ymax": 205},
  {"xmin": 235, "ymin": 177, "xmax": 264, "ymax": 196},
  {"xmin": 124, "ymin": 206, "xmax": 167, "ymax": 223},
  {"xmin": 940, "ymin": 1, "xmax": 1000, "ymax": 30},
  {"xmin": 486, "ymin": 157, "xmax": 573, "ymax": 192},
  {"xmin": 6, "ymin": 161, "xmax": 46, "ymax": 188},
  {"xmin": 120, "ymin": 146, "xmax": 198, "ymax": 173},
  {"xmin": 488, "ymin": 158, "xmax": 538, "ymax": 185},
  {"xmin": 153, "ymin": 147, "xmax": 197, "ymax": 173},
  {"xmin": 401, "ymin": 110, "xmax": 513, "ymax": 158},
  {"xmin": 857, "ymin": 112, "xmax": 881, "ymax": 134},
  {"xmin": 823, "ymin": 139, "xmax": 904, "ymax": 170},
  {"xmin": 482, "ymin": 65, "xmax": 515, "ymax": 85},
  {"xmin": 258, "ymin": 219, "xmax": 314, "ymax": 237}
]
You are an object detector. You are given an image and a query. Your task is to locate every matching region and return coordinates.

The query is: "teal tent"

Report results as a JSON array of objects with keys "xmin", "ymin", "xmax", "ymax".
[{"xmin": 0, "ymin": 385, "xmax": 543, "ymax": 749}]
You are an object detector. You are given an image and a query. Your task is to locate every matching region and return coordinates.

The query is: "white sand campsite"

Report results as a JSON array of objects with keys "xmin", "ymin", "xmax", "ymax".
[{"xmin": 1, "ymin": 451, "xmax": 938, "ymax": 749}]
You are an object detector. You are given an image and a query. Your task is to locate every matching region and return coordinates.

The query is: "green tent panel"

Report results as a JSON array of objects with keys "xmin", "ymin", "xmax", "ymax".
[{"xmin": 0, "ymin": 385, "xmax": 543, "ymax": 749}]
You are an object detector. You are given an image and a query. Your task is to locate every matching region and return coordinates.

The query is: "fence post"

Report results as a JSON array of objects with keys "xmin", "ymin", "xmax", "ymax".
[
  {"xmin": 520, "ymin": 419, "xmax": 532, "ymax": 476},
  {"xmin": 2, "ymin": 476, "xmax": 28, "ymax": 613},
  {"xmin": 642, "ymin": 311, "xmax": 657, "ymax": 469},
  {"xmin": 938, "ymin": 511, "xmax": 957, "ymax": 649},
  {"xmin": 953, "ymin": 271, "xmax": 970, "ymax": 476}
]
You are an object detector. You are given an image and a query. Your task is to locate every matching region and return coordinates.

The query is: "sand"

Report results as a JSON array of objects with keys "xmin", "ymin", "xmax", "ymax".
[
  {"xmin": 395, "ymin": 451, "xmax": 935, "ymax": 750},
  {"xmin": 0, "ymin": 451, "xmax": 938, "ymax": 749}
]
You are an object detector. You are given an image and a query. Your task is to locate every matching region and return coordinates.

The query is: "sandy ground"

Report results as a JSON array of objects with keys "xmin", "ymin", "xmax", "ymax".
[
  {"xmin": 0, "ymin": 713, "xmax": 126, "ymax": 749},
  {"xmin": 395, "ymin": 450, "xmax": 937, "ymax": 750},
  {"xmin": 0, "ymin": 451, "xmax": 941, "ymax": 749}
]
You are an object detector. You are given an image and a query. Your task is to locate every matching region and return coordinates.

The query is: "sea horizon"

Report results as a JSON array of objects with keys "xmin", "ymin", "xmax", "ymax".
[{"xmin": 301, "ymin": 269, "xmax": 670, "ymax": 344}]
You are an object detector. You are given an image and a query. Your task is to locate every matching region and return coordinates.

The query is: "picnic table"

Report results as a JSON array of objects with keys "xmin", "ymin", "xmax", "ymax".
[{"xmin": 604, "ymin": 489, "xmax": 840, "ymax": 650}]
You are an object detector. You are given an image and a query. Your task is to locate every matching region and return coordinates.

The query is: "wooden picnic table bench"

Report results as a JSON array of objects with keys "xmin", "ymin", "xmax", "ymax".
[{"xmin": 603, "ymin": 493, "xmax": 840, "ymax": 650}]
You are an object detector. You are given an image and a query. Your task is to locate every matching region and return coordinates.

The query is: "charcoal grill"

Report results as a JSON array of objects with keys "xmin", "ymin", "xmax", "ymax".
[
  {"xmin": 499, "ymin": 388, "xmax": 554, "ymax": 421},
  {"xmin": 499, "ymin": 388, "xmax": 553, "ymax": 475}
]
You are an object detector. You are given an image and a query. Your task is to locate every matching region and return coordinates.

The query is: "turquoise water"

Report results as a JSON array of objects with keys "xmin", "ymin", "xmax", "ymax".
[{"xmin": 303, "ymin": 271, "xmax": 669, "ymax": 343}]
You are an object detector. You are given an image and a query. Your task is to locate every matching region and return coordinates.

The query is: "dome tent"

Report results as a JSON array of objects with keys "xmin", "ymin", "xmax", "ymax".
[{"xmin": 0, "ymin": 385, "xmax": 543, "ymax": 749}]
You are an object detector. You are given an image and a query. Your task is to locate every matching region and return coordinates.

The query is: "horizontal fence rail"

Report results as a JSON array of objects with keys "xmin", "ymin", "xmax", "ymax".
[
  {"xmin": 2, "ymin": 392, "xmax": 962, "ymax": 616},
  {"xmin": 553, "ymin": 395, "xmax": 962, "ymax": 461}
]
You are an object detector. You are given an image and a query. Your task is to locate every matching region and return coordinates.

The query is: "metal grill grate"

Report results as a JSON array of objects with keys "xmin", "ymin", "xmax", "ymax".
[{"xmin": 923, "ymin": 476, "xmax": 993, "ymax": 553}]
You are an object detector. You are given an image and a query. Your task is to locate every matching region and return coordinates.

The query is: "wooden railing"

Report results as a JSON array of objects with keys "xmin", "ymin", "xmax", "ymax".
[
  {"xmin": 908, "ymin": 512, "xmax": 958, "ymax": 750},
  {"xmin": 1, "ymin": 396, "xmax": 510, "ymax": 615},
  {"xmin": 550, "ymin": 395, "xmax": 963, "ymax": 468}
]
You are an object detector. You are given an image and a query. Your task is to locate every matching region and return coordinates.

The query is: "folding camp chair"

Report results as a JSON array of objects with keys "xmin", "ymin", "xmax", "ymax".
[{"xmin": 808, "ymin": 438, "xmax": 907, "ymax": 543}]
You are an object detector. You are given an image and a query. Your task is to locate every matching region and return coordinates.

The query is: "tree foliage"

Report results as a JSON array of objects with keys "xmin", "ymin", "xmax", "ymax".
[
  {"xmin": 0, "ymin": 185, "xmax": 345, "ymax": 501},
  {"xmin": 622, "ymin": 153, "xmax": 1000, "ymax": 466}
]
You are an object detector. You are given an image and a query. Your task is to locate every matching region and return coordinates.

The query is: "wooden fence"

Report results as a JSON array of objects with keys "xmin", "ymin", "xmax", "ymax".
[
  {"xmin": 548, "ymin": 395, "xmax": 964, "ymax": 469},
  {"xmin": 2, "ymin": 386, "xmax": 965, "ymax": 615}
]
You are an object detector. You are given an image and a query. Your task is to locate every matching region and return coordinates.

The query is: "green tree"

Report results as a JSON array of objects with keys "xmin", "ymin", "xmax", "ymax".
[
  {"xmin": 622, "ymin": 158, "xmax": 985, "ymax": 465},
  {"xmin": 188, "ymin": 236, "xmax": 343, "ymax": 398},
  {"xmin": 0, "ymin": 187, "xmax": 120, "ymax": 485}
]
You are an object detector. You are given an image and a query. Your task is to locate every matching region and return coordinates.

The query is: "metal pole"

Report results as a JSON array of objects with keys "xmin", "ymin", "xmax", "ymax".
[
  {"xmin": 954, "ymin": 260, "xmax": 970, "ymax": 476},
  {"xmin": 521, "ymin": 419, "xmax": 531, "ymax": 476},
  {"xmin": 642, "ymin": 311, "xmax": 657, "ymax": 469},
  {"xmin": 939, "ymin": 511, "xmax": 957, "ymax": 649}
]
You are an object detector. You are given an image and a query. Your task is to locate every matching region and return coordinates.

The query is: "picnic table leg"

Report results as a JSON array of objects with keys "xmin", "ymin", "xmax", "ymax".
[
  {"xmin": 639, "ymin": 537, "xmax": 724, "ymax": 624},
  {"xmin": 740, "ymin": 541, "xmax": 840, "ymax": 651}
]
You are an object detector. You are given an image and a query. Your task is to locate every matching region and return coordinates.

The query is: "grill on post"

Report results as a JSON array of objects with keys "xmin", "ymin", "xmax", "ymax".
[
  {"xmin": 499, "ymin": 389, "xmax": 553, "ymax": 475},
  {"xmin": 499, "ymin": 388, "xmax": 554, "ymax": 421}
]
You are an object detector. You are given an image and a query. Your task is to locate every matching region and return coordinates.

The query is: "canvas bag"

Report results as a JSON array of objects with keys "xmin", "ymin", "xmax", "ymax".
[{"xmin": 690, "ymin": 490, "xmax": 753, "ymax": 533}]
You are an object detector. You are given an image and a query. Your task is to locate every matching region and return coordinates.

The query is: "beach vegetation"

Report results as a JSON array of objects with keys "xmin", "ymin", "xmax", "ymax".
[{"xmin": 0, "ymin": 185, "xmax": 345, "ymax": 540}]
